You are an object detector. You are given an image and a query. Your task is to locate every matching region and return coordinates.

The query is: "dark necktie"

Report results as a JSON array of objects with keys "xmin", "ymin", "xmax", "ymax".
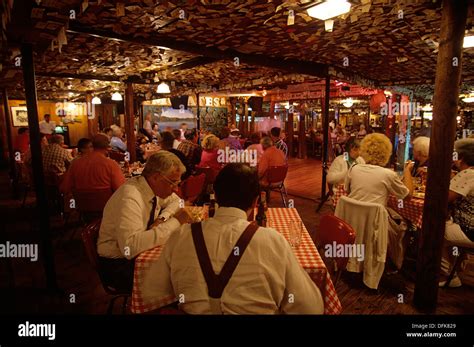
[{"xmin": 147, "ymin": 196, "xmax": 157, "ymax": 229}]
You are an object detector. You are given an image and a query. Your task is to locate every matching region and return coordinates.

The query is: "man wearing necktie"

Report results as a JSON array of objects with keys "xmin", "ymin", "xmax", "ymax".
[{"xmin": 97, "ymin": 151, "xmax": 193, "ymax": 293}]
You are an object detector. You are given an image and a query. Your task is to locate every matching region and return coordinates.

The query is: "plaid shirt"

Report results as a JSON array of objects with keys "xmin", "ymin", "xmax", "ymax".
[
  {"xmin": 42, "ymin": 144, "xmax": 72, "ymax": 175},
  {"xmin": 177, "ymin": 140, "xmax": 202, "ymax": 167},
  {"xmin": 275, "ymin": 139, "xmax": 288, "ymax": 159}
]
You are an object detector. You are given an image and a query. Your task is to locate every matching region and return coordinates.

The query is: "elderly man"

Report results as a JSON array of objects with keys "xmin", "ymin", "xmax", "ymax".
[
  {"xmin": 270, "ymin": 127, "xmax": 288, "ymax": 159},
  {"xmin": 410, "ymin": 136, "xmax": 430, "ymax": 177},
  {"xmin": 110, "ymin": 127, "xmax": 127, "ymax": 153},
  {"xmin": 60, "ymin": 134, "xmax": 125, "ymax": 194},
  {"xmin": 97, "ymin": 151, "xmax": 193, "ymax": 292},
  {"xmin": 151, "ymin": 163, "xmax": 324, "ymax": 314},
  {"xmin": 258, "ymin": 136, "xmax": 286, "ymax": 187},
  {"xmin": 42, "ymin": 134, "xmax": 72, "ymax": 175},
  {"xmin": 177, "ymin": 128, "xmax": 202, "ymax": 169}
]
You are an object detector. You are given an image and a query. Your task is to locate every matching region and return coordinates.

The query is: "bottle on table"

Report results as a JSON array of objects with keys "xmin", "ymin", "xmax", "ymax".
[
  {"xmin": 256, "ymin": 191, "xmax": 267, "ymax": 227},
  {"xmin": 209, "ymin": 193, "xmax": 216, "ymax": 218}
]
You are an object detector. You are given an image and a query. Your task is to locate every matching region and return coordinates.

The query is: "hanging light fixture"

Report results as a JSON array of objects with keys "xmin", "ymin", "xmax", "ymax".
[
  {"xmin": 157, "ymin": 82, "xmax": 170, "ymax": 94},
  {"xmin": 342, "ymin": 98, "xmax": 354, "ymax": 108},
  {"xmin": 463, "ymin": 35, "xmax": 474, "ymax": 48},
  {"xmin": 307, "ymin": 0, "xmax": 351, "ymax": 21},
  {"xmin": 111, "ymin": 92, "xmax": 122, "ymax": 101},
  {"xmin": 324, "ymin": 19, "xmax": 334, "ymax": 32},
  {"xmin": 92, "ymin": 96, "xmax": 102, "ymax": 104}
]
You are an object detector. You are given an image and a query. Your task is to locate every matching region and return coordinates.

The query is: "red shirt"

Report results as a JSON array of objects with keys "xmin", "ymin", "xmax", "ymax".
[
  {"xmin": 15, "ymin": 133, "xmax": 30, "ymax": 154},
  {"xmin": 60, "ymin": 151, "xmax": 125, "ymax": 193},
  {"xmin": 258, "ymin": 146, "xmax": 286, "ymax": 186},
  {"xmin": 198, "ymin": 149, "xmax": 221, "ymax": 170}
]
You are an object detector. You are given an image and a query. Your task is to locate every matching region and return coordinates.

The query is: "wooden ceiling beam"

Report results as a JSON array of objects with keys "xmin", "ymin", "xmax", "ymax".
[{"xmin": 67, "ymin": 22, "xmax": 329, "ymax": 78}]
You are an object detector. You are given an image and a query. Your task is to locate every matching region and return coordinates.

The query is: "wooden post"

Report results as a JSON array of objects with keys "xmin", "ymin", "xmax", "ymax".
[
  {"xmin": 269, "ymin": 100, "xmax": 275, "ymax": 119},
  {"xmin": 414, "ymin": 0, "xmax": 468, "ymax": 311},
  {"xmin": 243, "ymin": 101, "xmax": 249, "ymax": 137},
  {"xmin": 250, "ymin": 108, "xmax": 255, "ymax": 134},
  {"xmin": 21, "ymin": 43, "xmax": 58, "ymax": 291},
  {"xmin": 320, "ymin": 76, "xmax": 330, "ymax": 199},
  {"xmin": 229, "ymin": 97, "xmax": 236, "ymax": 127},
  {"xmin": 86, "ymin": 93, "xmax": 98, "ymax": 138},
  {"xmin": 297, "ymin": 106, "xmax": 307, "ymax": 159},
  {"xmin": 196, "ymin": 93, "xmax": 200, "ymax": 131},
  {"xmin": 287, "ymin": 101, "xmax": 294, "ymax": 158},
  {"xmin": 2, "ymin": 89, "xmax": 18, "ymax": 195},
  {"xmin": 124, "ymin": 82, "xmax": 136, "ymax": 163}
]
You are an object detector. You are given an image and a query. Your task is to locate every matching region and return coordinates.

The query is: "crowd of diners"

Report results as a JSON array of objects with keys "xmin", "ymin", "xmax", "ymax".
[
  {"xmin": 12, "ymin": 111, "xmax": 474, "ymax": 311},
  {"xmin": 326, "ymin": 130, "xmax": 474, "ymax": 287}
]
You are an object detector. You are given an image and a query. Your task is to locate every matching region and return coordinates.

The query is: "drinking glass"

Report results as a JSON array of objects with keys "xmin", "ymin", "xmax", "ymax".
[{"xmin": 289, "ymin": 219, "xmax": 303, "ymax": 248}]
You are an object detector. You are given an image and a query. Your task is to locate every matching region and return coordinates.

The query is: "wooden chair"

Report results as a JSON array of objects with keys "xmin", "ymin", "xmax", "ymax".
[
  {"xmin": 263, "ymin": 165, "xmax": 289, "ymax": 207},
  {"xmin": 180, "ymin": 173, "xmax": 206, "ymax": 204},
  {"xmin": 73, "ymin": 189, "xmax": 113, "ymax": 223},
  {"xmin": 81, "ymin": 219, "xmax": 130, "ymax": 314},
  {"xmin": 318, "ymin": 214, "xmax": 356, "ymax": 287}
]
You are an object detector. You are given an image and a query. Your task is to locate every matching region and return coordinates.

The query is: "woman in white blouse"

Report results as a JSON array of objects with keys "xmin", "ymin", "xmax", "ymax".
[{"xmin": 344, "ymin": 133, "xmax": 414, "ymax": 206}]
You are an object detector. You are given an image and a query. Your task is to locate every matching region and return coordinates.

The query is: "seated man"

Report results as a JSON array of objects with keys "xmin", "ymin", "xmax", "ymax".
[
  {"xmin": 151, "ymin": 163, "xmax": 324, "ymax": 314},
  {"xmin": 270, "ymin": 127, "xmax": 288, "ymax": 159},
  {"xmin": 97, "ymin": 151, "xmax": 193, "ymax": 292},
  {"xmin": 60, "ymin": 134, "xmax": 125, "ymax": 194},
  {"xmin": 327, "ymin": 137, "xmax": 365, "ymax": 194},
  {"xmin": 42, "ymin": 134, "xmax": 72, "ymax": 175},
  {"xmin": 177, "ymin": 128, "xmax": 202, "ymax": 169},
  {"xmin": 258, "ymin": 136, "xmax": 286, "ymax": 187},
  {"xmin": 110, "ymin": 127, "xmax": 127, "ymax": 153},
  {"xmin": 72, "ymin": 137, "xmax": 93, "ymax": 161}
]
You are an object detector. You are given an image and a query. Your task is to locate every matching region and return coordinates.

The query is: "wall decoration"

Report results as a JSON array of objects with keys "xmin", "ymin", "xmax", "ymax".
[{"xmin": 11, "ymin": 106, "xmax": 28, "ymax": 127}]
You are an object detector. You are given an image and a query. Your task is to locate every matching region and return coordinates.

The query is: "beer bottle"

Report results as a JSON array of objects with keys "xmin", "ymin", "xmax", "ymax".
[
  {"xmin": 209, "ymin": 193, "xmax": 216, "ymax": 218},
  {"xmin": 256, "ymin": 192, "xmax": 267, "ymax": 227}
]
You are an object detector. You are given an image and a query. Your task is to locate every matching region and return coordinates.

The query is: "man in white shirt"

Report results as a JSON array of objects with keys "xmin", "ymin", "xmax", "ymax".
[
  {"xmin": 327, "ymin": 137, "xmax": 365, "ymax": 195},
  {"xmin": 39, "ymin": 114, "xmax": 56, "ymax": 135},
  {"xmin": 97, "ymin": 151, "xmax": 193, "ymax": 292},
  {"xmin": 151, "ymin": 163, "xmax": 324, "ymax": 314}
]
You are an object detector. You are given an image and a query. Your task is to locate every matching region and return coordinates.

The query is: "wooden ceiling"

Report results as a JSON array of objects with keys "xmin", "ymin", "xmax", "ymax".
[{"xmin": 1, "ymin": 0, "xmax": 474, "ymax": 100}]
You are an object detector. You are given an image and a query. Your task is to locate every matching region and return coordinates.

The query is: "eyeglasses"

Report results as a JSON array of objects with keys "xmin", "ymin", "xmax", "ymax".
[{"xmin": 159, "ymin": 173, "xmax": 181, "ymax": 188}]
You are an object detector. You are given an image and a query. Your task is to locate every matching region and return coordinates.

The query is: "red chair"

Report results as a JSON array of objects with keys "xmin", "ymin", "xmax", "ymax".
[
  {"xmin": 318, "ymin": 214, "xmax": 356, "ymax": 287},
  {"xmin": 264, "ymin": 165, "xmax": 289, "ymax": 207},
  {"xmin": 109, "ymin": 151, "xmax": 126, "ymax": 162},
  {"xmin": 180, "ymin": 173, "xmax": 206, "ymax": 204},
  {"xmin": 73, "ymin": 189, "xmax": 113, "ymax": 223},
  {"xmin": 195, "ymin": 166, "xmax": 220, "ymax": 186},
  {"xmin": 81, "ymin": 219, "xmax": 130, "ymax": 314}
]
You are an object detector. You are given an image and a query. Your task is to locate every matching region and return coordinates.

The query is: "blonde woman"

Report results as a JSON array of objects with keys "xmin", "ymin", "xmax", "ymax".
[
  {"xmin": 198, "ymin": 134, "xmax": 221, "ymax": 169},
  {"xmin": 344, "ymin": 133, "xmax": 414, "ymax": 206}
]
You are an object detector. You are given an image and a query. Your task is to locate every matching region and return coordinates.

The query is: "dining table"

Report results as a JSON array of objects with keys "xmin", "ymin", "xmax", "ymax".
[
  {"xmin": 332, "ymin": 184, "xmax": 425, "ymax": 228},
  {"xmin": 130, "ymin": 207, "xmax": 342, "ymax": 314}
]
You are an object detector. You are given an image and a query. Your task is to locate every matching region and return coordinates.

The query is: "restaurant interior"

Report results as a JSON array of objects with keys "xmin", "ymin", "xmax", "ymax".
[{"xmin": 0, "ymin": 0, "xmax": 474, "ymax": 327}]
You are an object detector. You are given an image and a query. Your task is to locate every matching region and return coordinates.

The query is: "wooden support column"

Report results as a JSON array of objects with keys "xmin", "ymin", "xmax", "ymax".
[
  {"xmin": 21, "ymin": 43, "xmax": 58, "ymax": 291},
  {"xmin": 297, "ymin": 107, "xmax": 307, "ymax": 159},
  {"xmin": 414, "ymin": 0, "xmax": 468, "ymax": 311},
  {"xmin": 124, "ymin": 82, "xmax": 136, "ymax": 163},
  {"xmin": 320, "ymin": 76, "xmax": 331, "ymax": 199},
  {"xmin": 196, "ymin": 93, "xmax": 200, "ymax": 131},
  {"xmin": 2, "ymin": 89, "xmax": 18, "ymax": 195},
  {"xmin": 86, "ymin": 93, "xmax": 98, "ymax": 138},
  {"xmin": 250, "ymin": 109, "xmax": 255, "ymax": 134},
  {"xmin": 287, "ymin": 101, "xmax": 294, "ymax": 158},
  {"xmin": 243, "ymin": 102, "xmax": 249, "ymax": 136},
  {"xmin": 269, "ymin": 100, "xmax": 275, "ymax": 119},
  {"xmin": 229, "ymin": 97, "xmax": 236, "ymax": 127}
]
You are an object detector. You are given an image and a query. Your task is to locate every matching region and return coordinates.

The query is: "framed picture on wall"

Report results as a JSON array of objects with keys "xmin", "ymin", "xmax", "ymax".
[{"xmin": 11, "ymin": 106, "xmax": 28, "ymax": 127}]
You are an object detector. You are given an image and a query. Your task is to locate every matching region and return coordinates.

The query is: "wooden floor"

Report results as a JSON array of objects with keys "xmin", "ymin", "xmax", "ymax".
[{"xmin": 1, "ymin": 159, "xmax": 473, "ymax": 314}]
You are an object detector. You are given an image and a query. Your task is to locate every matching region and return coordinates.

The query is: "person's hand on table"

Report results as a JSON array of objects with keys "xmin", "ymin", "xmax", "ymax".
[{"xmin": 174, "ymin": 208, "xmax": 194, "ymax": 225}]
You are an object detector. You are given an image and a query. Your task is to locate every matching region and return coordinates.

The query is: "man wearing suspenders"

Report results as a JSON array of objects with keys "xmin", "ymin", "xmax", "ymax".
[{"xmin": 152, "ymin": 163, "xmax": 324, "ymax": 314}]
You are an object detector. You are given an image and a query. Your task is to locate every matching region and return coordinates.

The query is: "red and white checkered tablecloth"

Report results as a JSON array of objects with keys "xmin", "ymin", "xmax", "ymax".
[
  {"xmin": 131, "ymin": 207, "xmax": 341, "ymax": 315},
  {"xmin": 387, "ymin": 195, "xmax": 424, "ymax": 229},
  {"xmin": 332, "ymin": 184, "xmax": 424, "ymax": 229}
]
